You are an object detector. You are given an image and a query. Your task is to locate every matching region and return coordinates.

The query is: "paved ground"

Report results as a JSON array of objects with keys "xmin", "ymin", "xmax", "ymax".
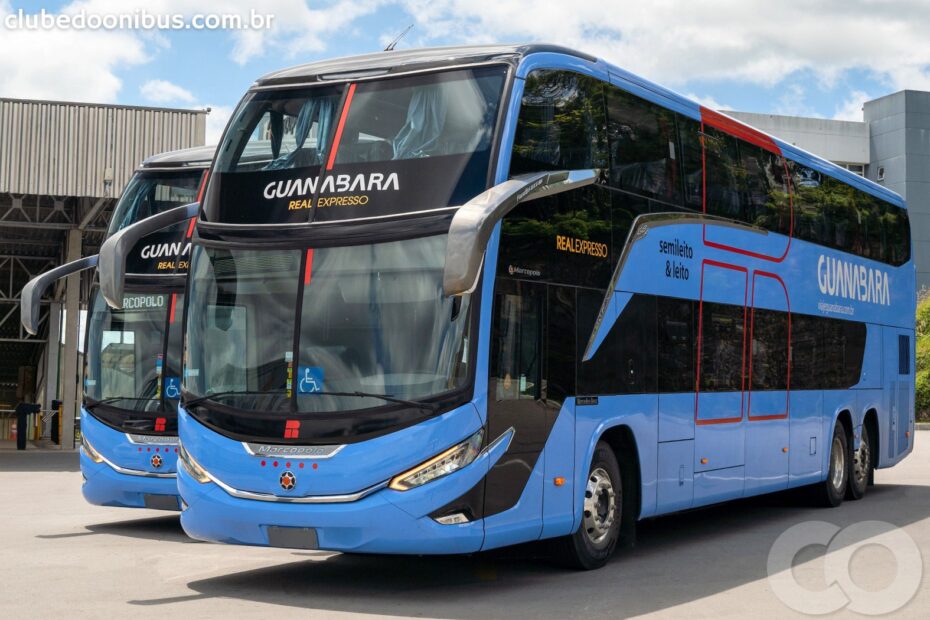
[{"xmin": 1, "ymin": 439, "xmax": 929, "ymax": 620}]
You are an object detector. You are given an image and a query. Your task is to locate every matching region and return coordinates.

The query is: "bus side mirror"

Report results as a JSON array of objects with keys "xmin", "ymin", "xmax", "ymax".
[
  {"xmin": 442, "ymin": 169, "xmax": 597, "ymax": 296},
  {"xmin": 20, "ymin": 254, "xmax": 99, "ymax": 335},
  {"xmin": 98, "ymin": 202, "xmax": 200, "ymax": 309}
]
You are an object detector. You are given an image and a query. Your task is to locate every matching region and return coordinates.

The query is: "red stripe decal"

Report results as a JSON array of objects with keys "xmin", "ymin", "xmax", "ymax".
[
  {"xmin": 185, "ymin": 217, "xmax": 196, "ymax": 239},
  {"xmin": 304, "ymin": 249, "xmax": 314, "ymax": 285},
  {"xmin": 169, "ymin": 293, "xmax": 177, "ymax": 324},
  {"xmin": 700, "ymin": 107, "xmax": 781, "ymax": 155},
  {"xmin": 326, "ymin": 83, "xmax": 356, "ymax": 170},
  {"xmin": 196, "ymin": 170, "xmax": 209, "ymax": 203}
]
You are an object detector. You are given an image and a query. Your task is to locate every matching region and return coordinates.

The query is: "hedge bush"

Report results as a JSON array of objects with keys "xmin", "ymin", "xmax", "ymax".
[{"xmin": 916, "ymin": 290, "xmax": 930, "ymax": 422}]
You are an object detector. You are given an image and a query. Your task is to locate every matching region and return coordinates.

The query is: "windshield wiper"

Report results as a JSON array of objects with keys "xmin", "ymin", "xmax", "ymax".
[
  {"xmin": 84, "ymin": 397, "xmax": 155, "ymax": 410},
  {"xmin": 183, "ymin": 390, "xmax": 287, "ymax": 408},
  {"xmin": 311, "ymin": 391, "xmax": 438, "ymax": 411}
]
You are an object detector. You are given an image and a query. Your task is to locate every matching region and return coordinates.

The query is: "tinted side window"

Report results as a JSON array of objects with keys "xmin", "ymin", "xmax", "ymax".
[
  {"xmin": 750, "ymin": 308, "xmax": 789, "ymax": 390},
  {"xmin": 510, "ymin": 70, "xmax": 608, "ymax": 176},
  {"xmin": 658, "ymin": 296, "xmax": 695, "ymax": 392},
  {"xmin": 578, "ymin": 292, "xmax": 657, "ymax": 395},
  {"xmin": 610, "ymin": 188, "xmax": 650, "ymax": 261},
  {"xmin": 703, "ymin": 128, "xmax": 744, "ymax": 221},
  {"xmin": 490, "ymin": 280, "xmax": 543, "ymax": 401},
  {"xmin": 497, "ymin": 185, "xmax": 612, "ymax": 289},
  {"xmin": 791, "ymin": 161, "xmax": 909, "ymax": 266},
  {"xmin": 678, "ymin": 116, "xmax": 704, "ymax": 210},
  {"xmin": 699, "ymin": 302, "xmax": 745, "ymax": 392},
  {"xmin": 547, "ymin": 286, "xmax": 577, "ymax": 405},
  {"xmin": 606, "ymin": 86, "xmax": 681, "ymax": 205},
  {"xmin": 790, "ymin": 313, "xmax": 822, "ymax": 391},
  {"xmin": 741, "ymin": 144, "xmax": 791, "ymax": 236}
]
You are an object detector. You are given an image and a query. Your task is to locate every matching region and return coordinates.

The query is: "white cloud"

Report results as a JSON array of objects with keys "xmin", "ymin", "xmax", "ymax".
[
  {"xmin": 833, "ymin": 90, "xmax": 871, "ymax": 122},
  {"xmin": 684, "ymin": 93, "xmax": 727, "ymax": 111},
  {"xmin": 203, "ymin": 105, "xmax": 233, "ymax": 145},
  {"xmin": 392, "ymin": 0, "xmax": 930, "ymax": 95},
  {"xmin": 140, "ymin": 79, "xmax": 195, "ymax": 103},
  {"xmin": 0, "ymin": 2, "xmax": 147, "ymax": 102}
]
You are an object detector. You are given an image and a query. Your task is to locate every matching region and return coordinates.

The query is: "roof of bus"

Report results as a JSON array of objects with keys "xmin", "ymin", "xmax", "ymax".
[
  {"xmin": 253, "ymin": 44, "xmax": 904, "ymax": 209},
  {"xmin": 139, "ymin": 144, "xmax": 216, "ymax": 169}
]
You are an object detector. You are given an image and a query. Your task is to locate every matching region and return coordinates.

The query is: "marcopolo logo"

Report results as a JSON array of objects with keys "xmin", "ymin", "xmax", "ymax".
[
  {"xmin": 817, "ymin": 255, "xmax": 890, "ymax": 306},
  {"xmin": 767, "ymin": 520, "xmax": 922, "ymax": 615}
]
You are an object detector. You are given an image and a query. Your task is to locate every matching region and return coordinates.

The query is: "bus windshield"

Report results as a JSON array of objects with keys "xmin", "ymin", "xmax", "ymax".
[
  {"xmin": 204, "ymin": 65, "xmax": 507, "ymax": 225},
  {"xmin": 107, "ymin": 170, "xmax": 202, "ymax": 235},
  {"xmin": 84, "ymin": 290, "xmax": 183, "ymax": 419},
  {"xmin": 183, "ymin": 234, "xmax": 472, "ymax": 437}
]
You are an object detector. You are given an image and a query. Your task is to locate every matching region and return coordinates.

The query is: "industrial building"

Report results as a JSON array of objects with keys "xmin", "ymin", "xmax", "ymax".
[
  {"xmin": 0, "ymin": 97, "xmax": 206, "ymax": 449},
  {"xmin": 1, "ymin": 88, "xmax": 928, "ymax": 451}
]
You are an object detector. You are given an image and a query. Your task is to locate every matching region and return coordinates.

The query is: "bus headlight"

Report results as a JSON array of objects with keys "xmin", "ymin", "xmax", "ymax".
[
  {"xmin": 178, "ymin": 442, "xmax": 211, "ymax": 484},
  {"xmin": 81, "ymin": 436, "xmax": 104, "ymax": 464},
  {"xmin": 389, "ymin": 429, "xmax": 484, "ymax": 491}
]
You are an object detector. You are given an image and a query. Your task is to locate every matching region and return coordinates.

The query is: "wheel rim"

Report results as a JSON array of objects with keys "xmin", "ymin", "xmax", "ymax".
[
  {"xmin": 853, "ymin": 430, "xmax": 871, "ymax": 486},
  {"xmin": 831, "ymin": 435, "xmax": 846, "ymax": 491},
  {"xmin": 583, "ymin": 467, "xmax": 617, "ymax": 546}
]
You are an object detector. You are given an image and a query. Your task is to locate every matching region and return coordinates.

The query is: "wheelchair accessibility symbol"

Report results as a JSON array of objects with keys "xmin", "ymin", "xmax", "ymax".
[
  {"xmin": 163, "ymin": 377, "xmax": 181, "ymax": 399},
  {"xmin": 297, "ymin": 366, "xmax": 324, "ymax": 394}
]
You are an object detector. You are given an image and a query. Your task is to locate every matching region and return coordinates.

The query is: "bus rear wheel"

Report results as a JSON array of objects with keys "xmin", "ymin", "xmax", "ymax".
[
  {"xmin": 816, "ymin": 420, "xmax": 849, "ymax": 507},
  {"xmin": 846, "ymin": 423, "xmax": 872, "ymax": 500},
  {"xmin": 552, "ymin": 441, "xmax": 622, "ymax": 570}
]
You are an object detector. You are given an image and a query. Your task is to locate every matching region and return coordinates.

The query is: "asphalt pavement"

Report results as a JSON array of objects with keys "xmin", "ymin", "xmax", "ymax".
[{"xmin": 1, "ymin": 437, "xmax": 929, "ymax": 619}]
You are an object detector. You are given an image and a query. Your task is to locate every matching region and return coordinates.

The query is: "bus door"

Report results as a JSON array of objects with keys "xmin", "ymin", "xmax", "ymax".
[
  {"xmin": 745, "ymin": 272, "xmax": 790, "ymax": 494},
  {"xmin": 485, "ymin": 279, "xmax": 548, "ymax": 543},
  {"xmin": 694, "ymin": 260, "xmax": 747, "ymax": 504}
]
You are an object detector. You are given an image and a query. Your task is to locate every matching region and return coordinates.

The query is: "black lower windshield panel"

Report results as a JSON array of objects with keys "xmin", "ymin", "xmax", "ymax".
[{"xmin": 183, "ymin": 234, "xmax": 475, "ymax": 443}]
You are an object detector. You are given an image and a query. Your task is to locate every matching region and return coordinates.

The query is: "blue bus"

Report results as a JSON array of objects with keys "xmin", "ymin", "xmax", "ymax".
[
  {"xmin": 22, "ymin": 146, "xmax": 212, "ymax": 511},
  {"xmin": 100, "ymin": 45, "xmax": 915, "ymax": 568}
]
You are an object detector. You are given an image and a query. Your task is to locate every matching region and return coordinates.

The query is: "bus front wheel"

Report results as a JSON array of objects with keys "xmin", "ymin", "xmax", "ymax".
[{"xmin": 552, "ymin": 441, "xmax": 622, "ymax": 570}]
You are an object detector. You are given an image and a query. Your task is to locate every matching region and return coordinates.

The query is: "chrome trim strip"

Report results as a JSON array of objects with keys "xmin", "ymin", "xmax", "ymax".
[
  {"xmin": 205, "ymin": 470, "xmax": 389, "ymax": 504},
  {"xmin": 125, "ymin": 434, "xmax": 179, "ymax": 446},
  {"xmin": 241, "ymin": 442, "xmax": 346, "ymax": 459},
  {"xmin": 485, "ymin": 426, "xmax": 515, "ymax": 454},
  {"xmin": 82, "ymin": 446, "xmax": 176, "ymax": 479}
]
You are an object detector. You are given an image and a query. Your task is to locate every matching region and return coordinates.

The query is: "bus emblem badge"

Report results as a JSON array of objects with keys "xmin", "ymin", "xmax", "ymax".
[
  {"xmin": 151, "ymin": 454, "xmax": 163, "ymax": 469},
  {"xmin": 280, "ymin": 471, "xmax": 297, "ymax": 491}
]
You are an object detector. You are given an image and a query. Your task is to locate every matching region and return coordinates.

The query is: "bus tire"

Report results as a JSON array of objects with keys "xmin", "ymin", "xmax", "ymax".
[
  {"xmin": 816, "ymin": 420, "xmax": 849, "ymax": 507},
  {"xmin": 846, "ymin": 423, "xmax": 872, "ymax": 500},
  {"xmin": 552, "ymin": 441, "xmax": 622, "ymax": 570}
]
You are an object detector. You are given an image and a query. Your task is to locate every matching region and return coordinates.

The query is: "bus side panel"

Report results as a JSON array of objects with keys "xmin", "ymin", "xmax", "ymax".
[
  {"xmin": 572, "ymin": 394, "xmax": 658, "ymax": 526},
  {"xmin": 481, "ymin": 456, "xmax": 546, "ymax": 550},
  {"xmin": 788, "ymin": 390, "xmax": 824, "ymax": 486},
  {"xmin": 541, "ymin": 401, "xmax": 577, "ymax": 539}
]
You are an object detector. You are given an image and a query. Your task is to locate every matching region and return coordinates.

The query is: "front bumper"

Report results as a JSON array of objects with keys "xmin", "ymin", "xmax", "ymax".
[
  {"xmin": 81, "ymin": 449, "xmax": 180, "ymax": 510},
  {"xmin": 177, "ymin": 420, "xmax": 514, "ymax": 554}
]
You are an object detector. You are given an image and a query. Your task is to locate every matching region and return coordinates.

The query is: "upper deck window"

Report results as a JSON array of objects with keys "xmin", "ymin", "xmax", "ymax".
[{"xmin": 206, "ymin": 66, "xmax": 507, "ymax": 225}]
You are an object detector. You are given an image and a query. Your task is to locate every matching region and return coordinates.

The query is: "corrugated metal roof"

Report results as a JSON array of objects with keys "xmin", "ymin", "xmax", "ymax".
[{"xmin": 0, "ymin": 98, "xmax": 207, "ymax": 198}]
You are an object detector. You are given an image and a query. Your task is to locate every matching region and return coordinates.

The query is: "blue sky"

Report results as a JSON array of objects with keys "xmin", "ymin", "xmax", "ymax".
[{"xmin": 2, "ymin": 1, "xmax": 929, "ymax": 142}]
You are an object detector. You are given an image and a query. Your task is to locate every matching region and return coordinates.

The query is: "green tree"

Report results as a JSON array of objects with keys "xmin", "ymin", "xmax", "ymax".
[{"xmin": 916, "ymin": 289, "xmax": 930, "ymax": 422}]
